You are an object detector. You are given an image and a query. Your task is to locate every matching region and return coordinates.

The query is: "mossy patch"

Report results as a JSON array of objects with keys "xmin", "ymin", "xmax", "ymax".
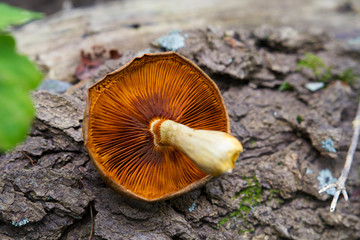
[
  {"xmin": 297, "ymin": 53, "xmax": 332, "ymax": 82},
  {"xmin": 337, "ymin": 67, "xmax": 357, "ymax": 85},
  {"xmin": 218, "ymin": 176, "xmax": 262, "ymax": 233},
  {"xmin": 268, "ymin": 189, "xmax": 280, "ymax": 200},
  {"xmin": 297, "ymin": 52, "xmax": 358, "ymax": 85},
  {"xmin": 278, "ymin": 82, "xmax": 294, "ymax": 92},
  {"xmin": 249, "ymin": 139, "xmax": 257, "ymax": 149},
  {"xmin": 218, "ymin": 176, "xmax": 283, "ymax": 234},
  {"xmin": 296, "ymin": 115, "xmax": 303, "ymax": 124}
]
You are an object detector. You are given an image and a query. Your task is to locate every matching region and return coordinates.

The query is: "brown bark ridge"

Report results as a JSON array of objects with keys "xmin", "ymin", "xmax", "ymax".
[{"xmin": 1, "ymin": 25, "xmax": 360, "ymax": 240}]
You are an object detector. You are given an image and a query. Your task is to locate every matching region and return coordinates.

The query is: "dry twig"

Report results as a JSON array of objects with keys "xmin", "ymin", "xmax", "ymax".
[
  {"xmin": 319, "ymin": 100, "xmax": 360, "ymax": 212},
  {"xmin": 22, "ymin": 151, "xmax": 34, "ymax": 166}
]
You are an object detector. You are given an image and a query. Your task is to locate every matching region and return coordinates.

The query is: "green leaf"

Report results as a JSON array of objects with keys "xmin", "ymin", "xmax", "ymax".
[
  {"xmin": 0, "ymin": 34, "xmax": 42, "ymax": 151},
  {"xmin": 0, "ymin": 3, "xmax": 43, "ymax": 30},
  {"xmin": 0, "ymin": 84, "xmax": 35, "ymax": 152},
  {"xmin": 0, "ymin": 34, "xmax": 43, "ymax": 90},
  {"xmin": 0, "ymin": 5, "xmax": 43, "ymax": 152}
]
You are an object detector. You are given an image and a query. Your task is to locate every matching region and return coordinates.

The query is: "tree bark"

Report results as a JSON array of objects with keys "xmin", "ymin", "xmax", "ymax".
[{"xmin": 1, "ymin": 14, "xmax": 360, "ymax": 240}]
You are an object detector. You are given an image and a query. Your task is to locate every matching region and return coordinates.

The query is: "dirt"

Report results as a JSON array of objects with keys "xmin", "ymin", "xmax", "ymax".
[{"xmin": 1, "ymin": 24, "xmax": 360, "ymax": 239}]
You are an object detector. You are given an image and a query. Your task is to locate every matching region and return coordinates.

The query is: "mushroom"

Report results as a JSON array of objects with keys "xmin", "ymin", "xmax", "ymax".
[{"xmin": 83, "ymin": 52, "xmax": 243, "ymax": 201}]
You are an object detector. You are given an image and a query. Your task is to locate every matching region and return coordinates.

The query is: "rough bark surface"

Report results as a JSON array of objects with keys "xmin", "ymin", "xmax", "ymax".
[{"xmin": 1, "ymin": 25, "xmax": 360, "ymax": 240}]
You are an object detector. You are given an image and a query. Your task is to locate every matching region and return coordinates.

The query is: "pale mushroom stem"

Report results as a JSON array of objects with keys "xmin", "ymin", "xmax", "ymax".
[{"xmin": 150, "ymin": 120, "xmax": 243, "ymax": 176}]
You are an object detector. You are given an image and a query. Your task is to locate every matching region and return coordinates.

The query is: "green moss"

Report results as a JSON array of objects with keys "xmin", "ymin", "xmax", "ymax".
[
  {"xmin": 296, "ymin": 115, "xmax": 303, "ymax": 124},
  {"xmin": 218, "ymin": 176, "xmax": 263, "ymax": 233},
  {"xmin": 236, "ymin": 176, "xmax": 262, "ymax": 204},
  {"xmin": 269, "ymin": 189, "xmax": 280, "ymax": 200},
  {"xmin": 218, "ymin": 217, "xmax": 230, "ymax": 226},
  {"xmin": 297, "ymin": 53, "xmax": 331, "ymax": 81},
  {"xmin": 278, "ymin": 82, "xmax": 294, "ymax": 91},
  {"xmin": 239, "ymin": 228, "xmax": 255, "ymax": 234},
  {"xmin": 250, "ymin": 139, "xmax": 257, "ymax": 149},
  {"xmin": 297, "ymin": 53, "xmax": 358, "ymax": 85},
  {"xmin": 338, "ymin": 68, "xmax": 357, "ymax": 85},
  {"xmin": 218, "ymin": 176, "xmax": 285, "ymax": 233}
]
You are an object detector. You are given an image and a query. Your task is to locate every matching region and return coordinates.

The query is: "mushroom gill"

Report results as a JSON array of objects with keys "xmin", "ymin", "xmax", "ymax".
[{"xmin": 84, "ymin": 52, "xmax": 232, "ymax": 201}]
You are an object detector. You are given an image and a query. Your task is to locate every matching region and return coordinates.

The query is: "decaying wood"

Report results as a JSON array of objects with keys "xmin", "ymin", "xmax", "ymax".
[{"xmin": 1, "ymin": 3, "xmax": 360, "ymax": 239}]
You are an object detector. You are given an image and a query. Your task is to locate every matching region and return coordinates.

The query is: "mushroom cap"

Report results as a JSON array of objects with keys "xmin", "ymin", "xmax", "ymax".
[{"xmin": 83, "ymin": 52, "xmax": 229, "ymax": 201}]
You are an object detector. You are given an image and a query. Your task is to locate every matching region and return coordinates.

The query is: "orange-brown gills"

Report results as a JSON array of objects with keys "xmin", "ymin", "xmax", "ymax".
[{"xmin": 83, "ymin": 52, "xmax": 242, "ymax": 201}]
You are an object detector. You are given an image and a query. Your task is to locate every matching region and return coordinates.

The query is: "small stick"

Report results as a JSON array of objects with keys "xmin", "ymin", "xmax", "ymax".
[
  {"xmin": 89, "ymin": 202, "xmax": 93, "ymax": 240},
  {"xmin": 319, "ymin": 100, "xmax": 360, "ymax": 212},
  {"xmin": 22, "ymin": 151, "xmax": 34, "ymax": 166}
]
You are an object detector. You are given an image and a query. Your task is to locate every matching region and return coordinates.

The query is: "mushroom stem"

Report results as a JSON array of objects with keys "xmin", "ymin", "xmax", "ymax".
[{"xmin": 150, "ymin": 120, "xmax": 243, "ymax": 176}]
